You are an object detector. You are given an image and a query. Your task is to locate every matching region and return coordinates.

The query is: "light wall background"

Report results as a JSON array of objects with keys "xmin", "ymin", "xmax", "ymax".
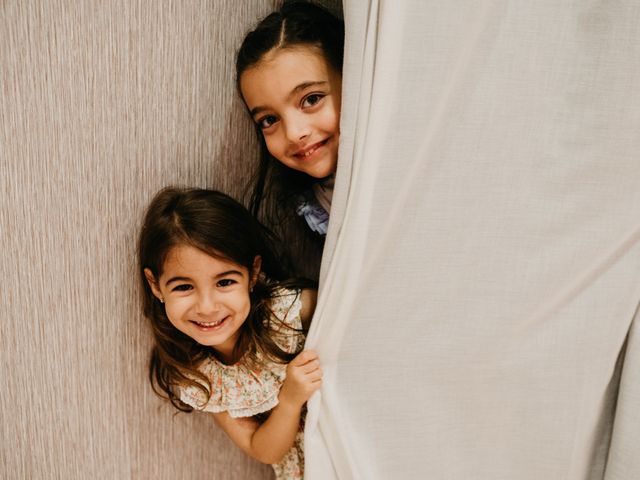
[{"xmin": 0, "ymin": 1, "xmax": 336, "ymax": 478}]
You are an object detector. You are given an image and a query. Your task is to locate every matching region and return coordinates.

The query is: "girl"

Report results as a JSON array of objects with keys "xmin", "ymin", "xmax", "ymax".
[
  {"xmin": 236, "ymin": 1, "xmax": 345, "ymax": 236},
  {"xmin": 138, "ymin": 187, "xmax": 321, "ymax": 480}
]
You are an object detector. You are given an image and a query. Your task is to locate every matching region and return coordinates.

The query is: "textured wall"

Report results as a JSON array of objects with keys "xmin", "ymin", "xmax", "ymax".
[{"xmin": 0, "ymin": 1, "xmax": 298, "ymax": 478}]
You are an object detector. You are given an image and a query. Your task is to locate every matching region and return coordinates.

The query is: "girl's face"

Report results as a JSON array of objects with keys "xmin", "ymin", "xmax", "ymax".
[
  {"xmin": 145, "ymin": 244, "xmax": 261, "ymax": 364},
  {"xmin": 240, "ymin": 46, "xmax": 342, "ymax": 179}
]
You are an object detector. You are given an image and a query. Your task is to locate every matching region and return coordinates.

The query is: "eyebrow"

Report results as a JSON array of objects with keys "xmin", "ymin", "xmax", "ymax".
[
  {"xmin": 164, "ymin": 276, "xmax": 191, "ymax": 287},
  {"xmin": 164, "ymin": 270, "xmax": 244, "ymax": 287},
  {"xmin": 249, "ymin": 80, "xmax": 329, "ymax": 118}
]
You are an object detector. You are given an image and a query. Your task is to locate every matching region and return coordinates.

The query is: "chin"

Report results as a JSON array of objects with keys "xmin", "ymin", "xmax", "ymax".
[{"xmin": 309, "ymin": 158, "xmax": 337, "ymax": 179}]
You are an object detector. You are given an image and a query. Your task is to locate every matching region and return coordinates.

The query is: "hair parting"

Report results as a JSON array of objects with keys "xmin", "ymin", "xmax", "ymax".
[
  {"xmin": 138, "ymin": 187, "xmax": 315, "ymax": 412},
  {"xmin": 236, "ymin": 1, "xmax": 345, "ymax": 223}
]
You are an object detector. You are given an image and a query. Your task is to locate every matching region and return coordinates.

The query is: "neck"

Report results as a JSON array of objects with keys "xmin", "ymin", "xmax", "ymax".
[
  {"xmin": 211, "ymin": 329, "xmax": 242, "ymax": 365},
  {"xmin": 212, "ymin": 343, "xmax": 238, "ymax": 365}
]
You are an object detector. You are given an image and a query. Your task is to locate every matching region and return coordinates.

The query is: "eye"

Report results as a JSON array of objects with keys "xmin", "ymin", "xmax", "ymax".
[
  {"xmin": 257, "ymin": 114, "xmax": 278, "ymax": 130},
  {"xmin": 217, "ymin": 278, "xmax": 237, "ymax": 288},
  {"xmin": 172, "ymin": 284, "xmax": 192, "ymax": 292},
  {"xmin": 302, "ymin": 93, "xmax": 325, "ymax": 108}
]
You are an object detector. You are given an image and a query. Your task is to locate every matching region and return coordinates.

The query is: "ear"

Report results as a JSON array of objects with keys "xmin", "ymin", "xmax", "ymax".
[
  {"xmin": 250, "ymin": 256, "xmax": 262, "ymax": 287},
  {"xmin": 144, "ymin": 268, "xmax": 164, "ymax": 303}
]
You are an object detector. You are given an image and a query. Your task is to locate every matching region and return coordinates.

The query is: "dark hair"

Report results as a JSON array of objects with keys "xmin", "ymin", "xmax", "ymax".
[
  {"xmin": 137, "ymin": 187, "xmax": 315, "ymax": 412},
  {"xmin": 235, "ymin": 1, "xmax": 345, "ymax": 221}
]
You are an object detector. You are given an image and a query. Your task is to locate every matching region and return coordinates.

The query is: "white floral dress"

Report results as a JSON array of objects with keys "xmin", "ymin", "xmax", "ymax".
[{"xmin": 178, "ymin": 288, "xmax": 306, "ymax": 480}]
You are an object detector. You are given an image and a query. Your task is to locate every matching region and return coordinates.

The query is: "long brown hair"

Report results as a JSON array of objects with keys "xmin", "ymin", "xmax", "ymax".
[
  {"xmin": 137, "ymin": 187, "xmax": 315, "ymax": 412},
  {"xmin": 236, "ymin": 1, "xmax": 345, "ymax": 222}
]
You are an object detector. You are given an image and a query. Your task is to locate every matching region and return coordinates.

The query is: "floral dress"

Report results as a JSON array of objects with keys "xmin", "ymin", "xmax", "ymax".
[{"xmin": 178, "ymin": 288, "xmax": 306, "ymax": 480}]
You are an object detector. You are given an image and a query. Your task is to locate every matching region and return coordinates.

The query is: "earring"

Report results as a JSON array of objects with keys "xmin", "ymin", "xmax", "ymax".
[{"xmin": 160, "ymin": 298, "xmax": 164, "ymax": 304}]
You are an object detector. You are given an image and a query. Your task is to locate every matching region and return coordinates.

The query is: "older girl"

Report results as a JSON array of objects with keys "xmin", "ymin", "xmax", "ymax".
[{"xmin": 237, "ymin": 1, "xmax": 344, "ymax": 236}]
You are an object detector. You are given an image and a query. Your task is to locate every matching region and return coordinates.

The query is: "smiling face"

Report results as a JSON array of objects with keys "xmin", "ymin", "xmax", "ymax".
[
  {"xmin": 144, "ymin": 244, "xmax": 261, "ymax": 364},
  {"xmin": 240, "ymin": 46, "xmax": 342, "ymax": 179}
]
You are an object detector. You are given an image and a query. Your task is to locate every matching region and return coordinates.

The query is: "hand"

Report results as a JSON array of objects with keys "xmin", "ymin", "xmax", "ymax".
[{"xmin": 279, "ymin": 350, "xmax": 323, "ymax": 410}]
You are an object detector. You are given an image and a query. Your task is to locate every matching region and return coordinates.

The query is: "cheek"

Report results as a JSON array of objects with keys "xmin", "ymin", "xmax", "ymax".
[
  {"xmin": 227, "ymin": 291, "xmax": 253, "ymax": 327},
  {"xmin": 236, "ymin": 292, "xmax": 252, "ymax": 318},
  {"xmin": 317, "ymin": 104, "xmax": 340, "ymax": 134},
  {"xmin": 263, "ymin": 135, "xmax": 277, "ymax": 154},
  {"xmin": 163, "ymin": 306, "xmax": 180, "ymax": 328},
  {"xmin": 327, "ymin": 101, "xmax": 341, "ymax": 131},
  {"xmin": 164, "ymin": 299, "xmax": 189, "ymax": 324},
  {"xmin": 265, "ymin": 136, "xmax": 293, "ymax": 166}
]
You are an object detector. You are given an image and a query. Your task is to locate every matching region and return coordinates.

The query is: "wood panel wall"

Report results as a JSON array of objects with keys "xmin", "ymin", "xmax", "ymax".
[{"xmin": 0, "ymin": 1, "xmax": 341, "ymax": 478}]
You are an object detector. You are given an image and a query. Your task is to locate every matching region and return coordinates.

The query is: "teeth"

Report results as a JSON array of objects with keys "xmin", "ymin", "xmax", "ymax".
[
  {"xmin": 301, "ymin": 142, "xmax": 323, "ymax": 157},
  {"xmin": 195, "ymin": 318, "xmax": 223, "ymax": 327}
]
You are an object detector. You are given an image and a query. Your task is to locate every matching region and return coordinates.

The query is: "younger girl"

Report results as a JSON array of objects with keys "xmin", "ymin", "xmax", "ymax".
[
  {"xmin": 236, "ymin": 1, "xmax": 345, "ymax": 236},
  {"xmin": 138, "ymin": 187, "xmax": 321, "ymax": 479}
]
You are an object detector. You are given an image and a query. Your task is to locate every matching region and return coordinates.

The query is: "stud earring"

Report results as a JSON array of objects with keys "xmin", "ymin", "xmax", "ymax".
[{"xmin": 160, "ymin": 298, "xmax": 164, "ymax": 304}]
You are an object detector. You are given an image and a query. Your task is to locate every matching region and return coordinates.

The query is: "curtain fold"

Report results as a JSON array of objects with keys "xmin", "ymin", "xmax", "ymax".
[
  {"xmin": 605, "ymin": 306, "xmax": 640, "ymax": 479},
  {"xmin": 306, "ymin": 1, "xmax": 640, "ymax": 478}
]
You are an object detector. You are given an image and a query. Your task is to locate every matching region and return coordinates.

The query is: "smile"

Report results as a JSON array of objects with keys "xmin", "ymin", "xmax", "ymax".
[
  {"xmin": 191, "ymin": 317, "xmax": 228, "ymax": 330},
  {"xmin": 294, "ymin": 138, "xmax": 329, "ymax": 159}
]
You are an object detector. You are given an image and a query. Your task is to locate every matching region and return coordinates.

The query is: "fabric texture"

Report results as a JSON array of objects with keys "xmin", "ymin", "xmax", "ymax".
[
  {"xmin": 296, "ymin": 175, "xmax": 335, "ymax": 235},
  {"xmin": 312, "ymin": 174, "xmax": 335, "ymax": 214},
  {"xmin": 178, "ymin": 288, "xmax": 306, "ymax": 479},
  {"xmin": 296, "ymin": 195, "xmax": 331, "ymax": 236},
  {"xmin": 305, "ymin": 1, "xmax": 640, "ymax": 479}
]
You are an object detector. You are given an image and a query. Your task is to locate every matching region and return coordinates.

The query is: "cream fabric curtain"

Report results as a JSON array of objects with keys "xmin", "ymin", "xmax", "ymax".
[
  {"xmin": 306, "ymin": 1, "xmax": 640, "ymax": 479},
  {"xmin": 3, "ymin": 1, "xmax": 639, "ymax": 478}
]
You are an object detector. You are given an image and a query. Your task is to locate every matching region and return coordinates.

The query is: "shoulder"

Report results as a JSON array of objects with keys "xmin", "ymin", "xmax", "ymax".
[
  {"xmin": 268, "ymin": 287, "xmax": 302, "ymax": 327},
  {"xmin": 295, "ymin": 193, "xmax": 330, "ymax": 235},
  {"xmin": 267, "ymin": 287, "xmax": 309, "ymax": 353},
  {"xmin": 298, "ymin": 288, "xmax": 317, "ymax": 332},
  {"xmin": 268, "ymin": 287, "xmax": 317, "ymax": 330}
]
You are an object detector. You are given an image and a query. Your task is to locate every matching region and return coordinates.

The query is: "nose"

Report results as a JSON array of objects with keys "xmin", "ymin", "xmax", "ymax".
[
  {"xmin": 283, "ymin": 112, "xmax": 310, "ymax": 144},
  {"xmin": 195, "ymin": 290, "xmax": 220, "ymax": 316}
]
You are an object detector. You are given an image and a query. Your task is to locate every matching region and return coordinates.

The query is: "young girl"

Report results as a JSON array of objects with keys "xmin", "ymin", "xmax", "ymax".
[
  {"xmin": 236, "ymin": 1, "xmax": 345, "ymax": 236},
  {"xmin": 138, "ymin": 187, "xmax": 321, "ymax": 479}
]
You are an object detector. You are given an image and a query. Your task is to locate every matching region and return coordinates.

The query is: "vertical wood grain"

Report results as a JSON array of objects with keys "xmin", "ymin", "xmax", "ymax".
[{"xmin": 0, "ymin": 1, "xmax": 323, "ymax": 478}]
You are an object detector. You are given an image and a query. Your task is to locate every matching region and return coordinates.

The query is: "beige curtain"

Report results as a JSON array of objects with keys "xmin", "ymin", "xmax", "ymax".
[
  {"xmin": 1, "ymin": 1, "xmax": 292, "ymax": 478},
  {"xmin": 306, "ymin": 1, "xmax": 640, "ymax": 479}
]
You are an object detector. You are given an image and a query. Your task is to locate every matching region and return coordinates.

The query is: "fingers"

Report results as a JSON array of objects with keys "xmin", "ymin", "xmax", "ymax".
[
  {"xmin": 280, "ymin": 351, "xmax": 323, "ymax": 407},
  {"xmin": 300, "ymin": 358, "xmax": 321, "ymax": 374},
  {"xmin": 307, "ymin": 368, "xmax": 323, "ymax": 384},
  {"xmin": 290, "ymin": 352, "xmax": 322, "ymax": 379},
  {"xmin": 286, "ymin": 352, "xmax": 323, "ymax": 382},
  {"xmin": 298, "ymin": 362, "xmax": 323, "ymax": 387},
  {"xmin": 291, "ymin": 349, "xmax": 318, "ymax": 366}
]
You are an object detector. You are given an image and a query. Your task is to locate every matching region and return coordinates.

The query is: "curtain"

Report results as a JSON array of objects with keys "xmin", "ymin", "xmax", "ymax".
[{"xmin": 306, "ymin": 1, "xmax": 640, "ymax": 479}]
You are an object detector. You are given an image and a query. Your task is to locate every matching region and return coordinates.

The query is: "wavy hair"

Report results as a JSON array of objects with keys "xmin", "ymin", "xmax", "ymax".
[{"xmin": 137, "ymin": 187, "xmax": 315, "ymax": 412}]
